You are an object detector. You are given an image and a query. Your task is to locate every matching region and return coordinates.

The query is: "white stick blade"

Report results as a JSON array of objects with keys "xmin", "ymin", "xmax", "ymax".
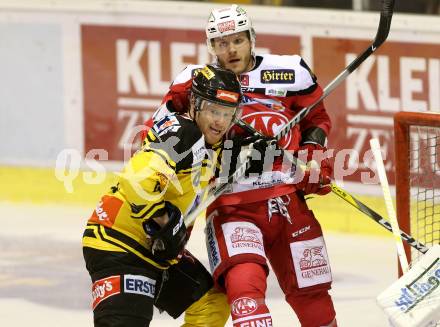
[{"xmin": 370, "ymin": 138, "xmax": 409, "ymax": 272}]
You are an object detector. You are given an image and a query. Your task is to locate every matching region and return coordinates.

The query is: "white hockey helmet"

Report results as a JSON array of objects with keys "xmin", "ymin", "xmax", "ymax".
[{"xmin": 205, "ymin": 4, "xmax": 256, "ymax": 55}]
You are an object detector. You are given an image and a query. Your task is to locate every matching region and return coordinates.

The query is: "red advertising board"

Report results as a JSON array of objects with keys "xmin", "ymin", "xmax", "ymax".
[
  {"xmin": 82, "ymin": 24, "xmax": 440, "ymax": 184},
  {"xmin": 81, "ymin": 25, "xmax": 300, "ymax": 161},
  {"xmin": 314, "ymin": 37, "xmax": 440, "ymax": 183}
]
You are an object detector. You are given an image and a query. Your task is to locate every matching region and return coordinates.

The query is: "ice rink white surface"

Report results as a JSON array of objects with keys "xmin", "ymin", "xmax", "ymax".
[{"xmin": 0, "ymin": 201, "xmax": 398, "ymax": 326}]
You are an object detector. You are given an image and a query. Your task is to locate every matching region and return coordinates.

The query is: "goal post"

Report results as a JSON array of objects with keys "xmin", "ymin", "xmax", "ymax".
[{"xmin": 394, "ymin": 111, "xmax": 440, "ymax": 274}]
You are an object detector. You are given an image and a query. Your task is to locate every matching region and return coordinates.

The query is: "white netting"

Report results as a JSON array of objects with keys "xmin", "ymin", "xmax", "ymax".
[{"xmin": 409, "ymin": 125, "xmax": 440, "ymax": 264}]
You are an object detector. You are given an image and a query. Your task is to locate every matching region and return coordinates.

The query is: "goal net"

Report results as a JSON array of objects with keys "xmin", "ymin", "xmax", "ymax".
[{"xmin": 394, "ymin": 111, "xmax": 440, "ymax": 269}]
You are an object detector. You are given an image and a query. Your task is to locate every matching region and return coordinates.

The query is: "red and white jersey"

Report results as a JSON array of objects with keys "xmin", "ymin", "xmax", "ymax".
[{"xmin": 144, "ymin": 54, "xmax": 331, "ymax": 207}]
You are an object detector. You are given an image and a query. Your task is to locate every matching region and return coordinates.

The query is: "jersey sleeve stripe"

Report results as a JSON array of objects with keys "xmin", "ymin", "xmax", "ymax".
[
  {"xmin": 143, "ymin": 149, "xmax": 176, "ymax": 170},
  {"xmin": 94, "ymin": 224, "xmax": 170, "ymax": 269},
  {"xmin": 129, "ymin": 200, "xmax": 165, "ymax": 220}
]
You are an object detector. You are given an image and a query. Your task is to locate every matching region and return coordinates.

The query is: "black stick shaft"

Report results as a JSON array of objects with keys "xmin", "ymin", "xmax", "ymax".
[{"xmin": 275, "ymin": 0, "xmax": 395, "ymax": 141}]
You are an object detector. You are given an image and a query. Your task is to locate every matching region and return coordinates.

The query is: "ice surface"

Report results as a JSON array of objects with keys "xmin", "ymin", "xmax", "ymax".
[{"xmin": 0, "ymin": 201, "xmax": 397, "ymax": 326}]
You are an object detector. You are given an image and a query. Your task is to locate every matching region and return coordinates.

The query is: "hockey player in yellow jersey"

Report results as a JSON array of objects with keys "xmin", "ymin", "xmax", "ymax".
[{"xmin": 82, "ymin": 65, "xmax": 243, "ymax": 327}]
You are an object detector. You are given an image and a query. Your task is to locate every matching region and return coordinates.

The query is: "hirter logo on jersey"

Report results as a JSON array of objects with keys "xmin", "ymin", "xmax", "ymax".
[
  {"xmin": 261, "ymin": 69, "xmax": 295, "ymax": 84},
  {"xmin": 217, "ymin": 20, "xmax": 236, "ymax": 33}
]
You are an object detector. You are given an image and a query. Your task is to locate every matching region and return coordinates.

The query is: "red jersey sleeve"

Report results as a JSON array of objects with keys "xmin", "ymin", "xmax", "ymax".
[
  {"xmin": 293, "ymin": 84, "xmax": 331, "ymax": 136},
  {"xmin": 140, "ymin": 74, "xmax": 194, "ymax": 142}
]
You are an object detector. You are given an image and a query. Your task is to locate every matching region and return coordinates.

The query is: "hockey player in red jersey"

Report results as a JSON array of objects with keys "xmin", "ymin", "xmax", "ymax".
[{"xmin": 145, "ymin": 5, "xmax": 337, "ymax": 327}]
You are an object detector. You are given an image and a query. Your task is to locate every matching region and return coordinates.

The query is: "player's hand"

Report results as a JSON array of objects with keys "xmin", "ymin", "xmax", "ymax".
[
  {"xmin": 295, "ymin": 144, "xmax": 332, "ymax": 195},
  {"xmin": 226, "ymin": 135, "xmax": 278, "ymax": 176},
  {"xmin": 246, "ymin": 137, "xmax": 279, "ymax": 175},
  {"xmin": 144, "ymin": 202, "xmax": 187, "ymax": 261}
]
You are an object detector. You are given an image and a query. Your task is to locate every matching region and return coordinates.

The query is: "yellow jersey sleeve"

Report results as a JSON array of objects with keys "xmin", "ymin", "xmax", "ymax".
[{"xmin": 117, "ymin": 147, "xmax": 176, "ymax": 220}]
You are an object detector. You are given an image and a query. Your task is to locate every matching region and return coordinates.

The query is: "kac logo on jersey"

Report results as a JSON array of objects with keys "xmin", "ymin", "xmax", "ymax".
[
  {"xmin": 231, "ymin": 297, "xmax": 258, "ymax": 316},
  {"xmin": 260, "ymin": 69, "xmax": 295, "ymax": 84},
  {"xmin": 241, "ymin": 111, "xmax": 292, "ymax": 148}
]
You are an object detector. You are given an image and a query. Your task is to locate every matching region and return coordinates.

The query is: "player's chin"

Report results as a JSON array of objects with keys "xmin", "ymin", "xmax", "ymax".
[
  {"xmin": 205, "ymin": 132, "xmax": 224, "ymax": 145},
  {"xmin": 225, "ymin": 60, "xmax": 244, "ymax": 74}
]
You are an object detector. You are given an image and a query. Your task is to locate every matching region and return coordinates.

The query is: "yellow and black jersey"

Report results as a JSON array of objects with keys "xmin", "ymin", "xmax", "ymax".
[{"xmin": 83, "ymin": 114, "xmax": 222, "ymax": 269}]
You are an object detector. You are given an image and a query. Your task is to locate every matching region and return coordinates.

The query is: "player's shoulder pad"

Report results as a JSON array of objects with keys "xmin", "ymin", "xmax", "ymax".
[
  {"xmin": 149, "ymin": 114, "xmax": 204, "ymax": 169},
  {"xmin": 172, "ymin": 64, "xmax": 206, "ymax": 86},
  {"xmin": 151, "ymin": 114, "xmax": 202, "ymax": 146},
  {"xmin": 258, "ymin": 54, "xmax": 317, "ymax": 91}
]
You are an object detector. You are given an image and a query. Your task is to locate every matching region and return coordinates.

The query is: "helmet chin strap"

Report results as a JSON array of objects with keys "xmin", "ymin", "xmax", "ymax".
[
  {"xmin": 189, "ymin": 95, "xmax": 206, "ymax": 126},
  {"xmin": 188, "ymin": 95, "xmax": 198, "ymax": 121}
]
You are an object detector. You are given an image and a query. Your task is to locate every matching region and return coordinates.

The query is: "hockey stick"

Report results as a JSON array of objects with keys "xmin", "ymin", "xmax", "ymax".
[
  {"xmin": 235, "ymin": 118, "xmax": 428, "ymax": 254},
  {"xmin": 184, "ymin": 0, "xmax": 395, "ymax": 226},
  {"xmin": 370, "ymin": 138, "xmax": 409, "ymax": 271},
  {"xmin": 273, "ymin": 0, "xmax": 395, "ymax": 141},
  {"xmin": 330, "ymin": 184, "xmax": 428, "ymax": 254},
  {"xmin": 187, "ymin": 115, "xmax": 429, "ymax": 254},
  {"xmin": 184, "ymin": 143, "xmax": 254, "ymax": 226}
]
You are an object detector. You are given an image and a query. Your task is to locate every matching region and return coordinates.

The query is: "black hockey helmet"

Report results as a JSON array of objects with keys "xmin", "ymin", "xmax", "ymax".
[{"xmin": 191, "ymin": 65, "xmax": 242, "ymax": 108}]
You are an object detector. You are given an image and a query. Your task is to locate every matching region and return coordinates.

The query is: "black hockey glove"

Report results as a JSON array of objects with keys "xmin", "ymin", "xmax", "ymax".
[
  {"xmin": 223, "ymin": 134, "xmax": 279, "ymax": 176},
  {"xmin": 246, "ymin": 137, "xmax": 279, "ymax": 176},
  {"xmin": 144, "ymin": 202, "xmax": 187, "ymax": 261}
]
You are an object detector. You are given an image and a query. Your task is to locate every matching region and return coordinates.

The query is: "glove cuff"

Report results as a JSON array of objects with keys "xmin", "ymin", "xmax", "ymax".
[{"xmin": 301, "ymin": 127, "xmax": 327, "ymax": 147}]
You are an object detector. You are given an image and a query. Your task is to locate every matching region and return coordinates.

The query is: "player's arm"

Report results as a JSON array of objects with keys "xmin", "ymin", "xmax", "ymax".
[
  {"xmin": 293, "ymin": 58, "xmax": 331, "ymax": 136},
  {"xmin": 142, "ymin": 65, "xmax": 203, "ymax": 136},
  {"xmin": 121, "ymin": 116, "xmax": 200, "ymax": 259},
  {"xmin": 145, "ymin": 116, "xmax": 207, "ymax": 259},
  {"xmin": 289, "ymin": 58, "xmax": 333, "ymax": 195}
]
